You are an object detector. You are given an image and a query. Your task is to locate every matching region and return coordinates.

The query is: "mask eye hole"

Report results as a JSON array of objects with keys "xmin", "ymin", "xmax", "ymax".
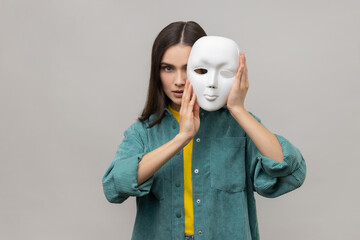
[
  {"xmin": 220, "ymin": 70, "xmax": 234, "ymax": 78},
  {"xmin": 194, "ymin": 68, "xmax": 208, "ymax": 74}
]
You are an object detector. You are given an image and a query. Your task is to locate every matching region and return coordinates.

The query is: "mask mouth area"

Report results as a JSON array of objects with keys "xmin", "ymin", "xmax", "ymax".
[{"xmin": 204, "ymin": 94, "xmax": 218, "ymax": 101}]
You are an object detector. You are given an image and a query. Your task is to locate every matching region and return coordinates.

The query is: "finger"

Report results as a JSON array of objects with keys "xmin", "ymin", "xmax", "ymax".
[
  {"xmin": 237, "ymin": 67, "xmax": 244, "ymax": 89},
  {"xmin": 240, "ymin": 53, "xmax": 247, "ymax": 86},
  {"xmin": 181, "ymin": 79, "xmax": 190, "ymax": 112},
  {"xmin": 182, "ymin": 79, "xmax": 189, "ymax": 104},
  {"xmin": 244, "ymin": 56, "xmax": 249, "ymax": 88},
  {"xmin": 186, "ymin": 83, "xmax": 194, "ymax": 114},
  {"xmin": 193, "ymin": 94, "xmax": 200, "ymax": 116},
  {"xmin": 236, "ymin": 53, "xmax": 245, "ymax": 82},
  {"xmin": 241, "ymin": 54, "xmax": 249, "ymax": 89},
  {"xmin": 240, "ymin": 67, "xmax": 246, "ymax": 89},
  {"xmin": 235, "ymin": 56, "xmax": 242, "ymax": 79},
  {"xmin": 240, "ymin": 62, "xmax": 247, "ymax": 88},
  {"xmin": 189, "ymin": 90, "xmax": 196, "ymax": 112},
  {"xmin": 183, "ymin": 80, "xmax": 192, "ymax": 113}
]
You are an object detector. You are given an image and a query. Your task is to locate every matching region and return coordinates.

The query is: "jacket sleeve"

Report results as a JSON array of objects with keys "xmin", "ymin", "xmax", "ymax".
[
  {"xmin": 102, "ymin": 122, "xmax": 153, "ymax": 203},
  {"xmin": 245, "ymin": 112, "xmax": 306, "ymax": 198}
]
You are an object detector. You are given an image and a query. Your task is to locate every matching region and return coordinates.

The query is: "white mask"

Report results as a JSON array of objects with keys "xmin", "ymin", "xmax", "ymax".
[{"xmin": 187, "ymin": 36, "xmax": 240, "ymax": 111}]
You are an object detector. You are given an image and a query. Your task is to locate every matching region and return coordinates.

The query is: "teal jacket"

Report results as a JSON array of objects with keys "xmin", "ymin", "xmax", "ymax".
[{"xmin": 102, "ymin": 106, "xmax": 306, "ymax": 240}]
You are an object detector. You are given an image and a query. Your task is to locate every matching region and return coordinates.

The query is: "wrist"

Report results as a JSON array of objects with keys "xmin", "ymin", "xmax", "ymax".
[
  {"xmin": 175, "ymin": 133, "xmax": 191, "ymax": 148},
  {"xmin": 228, "ymin": 105, "xmax": 247, "ymax": 116}
]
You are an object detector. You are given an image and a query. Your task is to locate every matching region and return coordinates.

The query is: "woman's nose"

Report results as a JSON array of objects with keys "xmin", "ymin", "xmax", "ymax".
[{"xmin": 175, "ymin": 70, "xmax": 186, "ymax": 86}]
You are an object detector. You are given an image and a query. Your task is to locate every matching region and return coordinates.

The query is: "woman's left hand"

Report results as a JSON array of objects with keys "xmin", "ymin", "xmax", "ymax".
[{"xmin": 227, "ymin": 52, "xmax": 249, "ymax": 114}]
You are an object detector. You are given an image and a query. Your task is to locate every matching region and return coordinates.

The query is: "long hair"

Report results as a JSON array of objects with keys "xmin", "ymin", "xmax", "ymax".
[{"xmin": 138, "ymin": 21, "xmax": 207, "ymax": 128}]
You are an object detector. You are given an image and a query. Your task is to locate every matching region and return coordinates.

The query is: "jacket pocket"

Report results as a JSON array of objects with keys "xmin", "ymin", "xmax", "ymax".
[{"xmin": 210, "ymin": 137, "xmax": 246, "ymax": 192}]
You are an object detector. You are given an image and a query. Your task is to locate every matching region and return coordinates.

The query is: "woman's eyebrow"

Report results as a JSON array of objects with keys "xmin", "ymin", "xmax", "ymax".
[
  {"xmin": 160, "ymin": 62, "xmax": 174, "ymax": 66},
  {"xmin": 160, "ymin": 63, "xmax": 187, "ymax": 69}
]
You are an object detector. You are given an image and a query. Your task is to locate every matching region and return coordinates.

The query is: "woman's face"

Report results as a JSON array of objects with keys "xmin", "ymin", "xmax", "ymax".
[{"xmin": 160, "ymin": 44, "xmax": 192, "ymax": 111}]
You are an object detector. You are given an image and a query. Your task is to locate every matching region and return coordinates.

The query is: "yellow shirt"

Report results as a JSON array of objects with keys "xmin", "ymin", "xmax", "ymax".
[{"xmin": 168, "ymin": 105, "xmax": 194, "ymax": 235}]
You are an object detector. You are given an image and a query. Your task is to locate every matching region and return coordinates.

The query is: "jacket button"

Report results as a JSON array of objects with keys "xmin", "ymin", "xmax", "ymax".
[
  {"xmin": 198, "ymin": 230, "xmax": 203, "ymax": 235},
  {"xmin": 196, "ymin": 199, "xmax": 200, "ymax": 204},
  {"xmin": 194, "ymin": 169, "xmax": 199, "ymax": 174},
  {"xmin": 196, "ymin": 138, "xmax": 200, "ymax": 142},
  {"xmin": 176, "ymin": 213, "xmax": 181, "ymax": 218}
]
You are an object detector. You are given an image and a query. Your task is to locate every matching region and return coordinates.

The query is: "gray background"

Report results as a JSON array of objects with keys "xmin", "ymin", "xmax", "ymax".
[{"xmin": 1, "ymin": 0, "xmax": 359, "ymax": 239}]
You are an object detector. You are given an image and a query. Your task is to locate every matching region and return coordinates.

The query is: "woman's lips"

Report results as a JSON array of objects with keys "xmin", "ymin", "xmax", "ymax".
[{"xmin": 172, "ymin": 91, "xmax": 183, "ymax": 98}]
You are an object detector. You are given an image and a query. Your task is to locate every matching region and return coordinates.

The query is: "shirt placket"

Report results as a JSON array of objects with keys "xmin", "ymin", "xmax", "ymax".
[{"xmin": 191, "ymin": 110, "xmax": 208, "ymax": 240}]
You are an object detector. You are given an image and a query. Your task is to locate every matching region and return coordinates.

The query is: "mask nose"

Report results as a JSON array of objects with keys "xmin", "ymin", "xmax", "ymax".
[{"xmin": 207, "ymin": 71, "xmax": 217, "ymax": 89}]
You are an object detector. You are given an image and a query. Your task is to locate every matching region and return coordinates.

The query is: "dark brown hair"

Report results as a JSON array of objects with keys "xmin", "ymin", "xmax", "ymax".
[{"xmin": 138, "ymin": 21, "xmax": 207, "ymax": 128}]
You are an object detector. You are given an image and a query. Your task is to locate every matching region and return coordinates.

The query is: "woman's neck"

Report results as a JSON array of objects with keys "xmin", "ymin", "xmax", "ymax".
[{"xmin": 169, "ymin": 102, "xmax": 180, "ymax": 112}]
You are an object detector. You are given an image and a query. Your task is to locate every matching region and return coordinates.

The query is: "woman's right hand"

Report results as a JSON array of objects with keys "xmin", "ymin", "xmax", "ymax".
[
  {"xmin": 136, "ymin": 80, "xmax": 199, "ymax": 185},
  {"xmin": 178, "ymin": 79, "xmax": 200, "ymax": 144}
]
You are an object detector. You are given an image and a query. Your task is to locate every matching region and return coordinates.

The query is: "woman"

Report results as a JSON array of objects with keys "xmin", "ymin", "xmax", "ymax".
[{"xmin": 102, "ymin": 21, "xmax": 306, "ymax": 240}]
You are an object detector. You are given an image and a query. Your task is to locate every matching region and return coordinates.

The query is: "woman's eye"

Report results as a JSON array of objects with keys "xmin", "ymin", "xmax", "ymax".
[{"xmin": 163, "ymin": 66, "xmax": 172, "ymax": 71}]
